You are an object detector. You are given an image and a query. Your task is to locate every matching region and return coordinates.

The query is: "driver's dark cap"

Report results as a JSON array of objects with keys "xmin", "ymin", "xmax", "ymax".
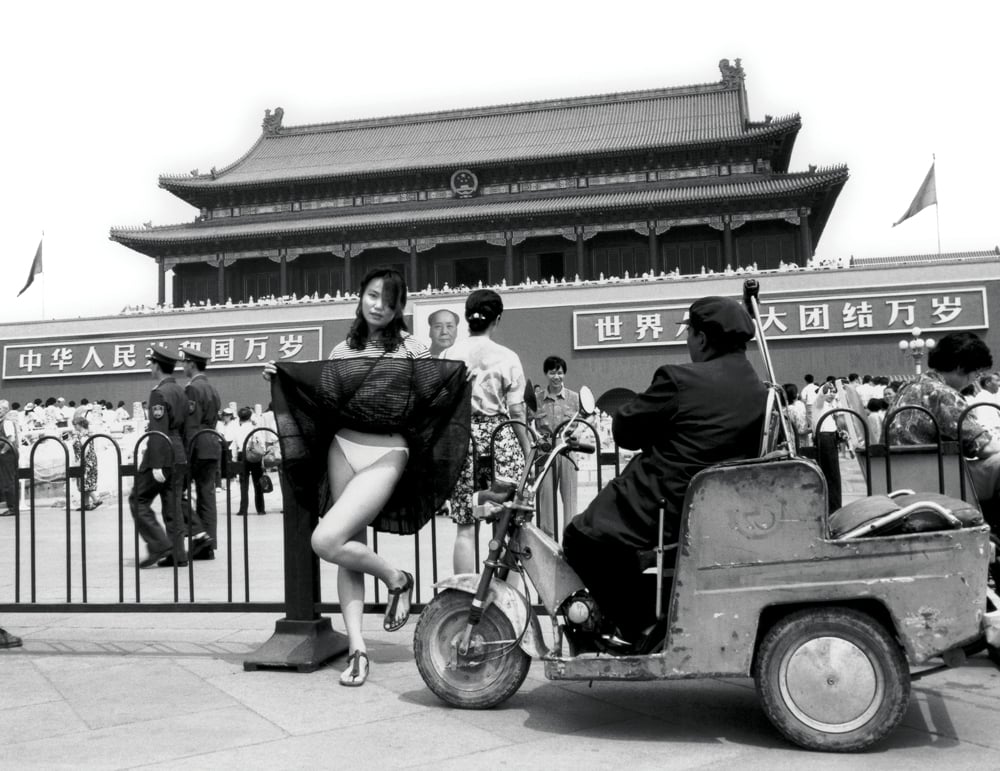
[
  {"xmin": 145, "ymin": 344, "xmax": 179, "ymax": 366},
  {"xmin": 686, "ymin": 296, "xmax": 755, "ymax": 343}
]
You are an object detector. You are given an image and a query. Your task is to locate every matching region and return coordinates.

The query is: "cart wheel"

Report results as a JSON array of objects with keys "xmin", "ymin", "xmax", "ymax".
[
  {"xmin": 414, "ymin": 589, "xmax": 530, "ymax": 709},
  {"xmin": 985, "ymin": 588, "xmax": 1000, "ymax": 668},
  {"xmin": 755, "ymin": 607, "xmax": 910, "ymax": 752}
]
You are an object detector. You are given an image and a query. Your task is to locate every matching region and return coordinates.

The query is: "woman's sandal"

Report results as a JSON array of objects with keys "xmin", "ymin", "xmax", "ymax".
[
  {"xmin": 383, "ymin": 570, "xmax": 414, "ymax": 632},
  {"xmin": 339, "ymin": 650, "xmax": 370, "ymax": 687}
]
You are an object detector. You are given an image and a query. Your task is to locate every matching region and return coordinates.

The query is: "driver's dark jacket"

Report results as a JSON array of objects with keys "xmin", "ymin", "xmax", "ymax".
[{"xmin": 570, "ymin": 352, "xmax": 766, "ymax": 549}]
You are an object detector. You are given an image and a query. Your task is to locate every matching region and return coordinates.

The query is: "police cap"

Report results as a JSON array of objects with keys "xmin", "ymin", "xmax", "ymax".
[
  {"xmin": 686, "ymin": 296, "xmax": 755, "ymax": 344},
  {"xmin": 145, "ymin": 343, "xmax": 180, "ymax": 366},
  {"xmin": 178, "ymin": 346, "xmax": 210, "ymax": 364}
]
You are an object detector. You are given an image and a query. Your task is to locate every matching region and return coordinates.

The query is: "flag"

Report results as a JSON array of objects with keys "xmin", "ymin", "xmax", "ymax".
[
  {"xmin": 17, "ymin": 238, "xmax": 43, "ymax": 297},
  {"xmin": 893, "ymin": 163, "xmax": 937, "ymax": 227}
]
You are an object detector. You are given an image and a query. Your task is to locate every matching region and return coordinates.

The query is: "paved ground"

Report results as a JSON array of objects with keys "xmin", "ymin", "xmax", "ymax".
[
  {"xmin": 5, "ymin": 455, "xmax": 1000, "ymax": 768},
  {"xmin": 3, "ymin": 612, "xmax": 1000, "ymax": 770}
]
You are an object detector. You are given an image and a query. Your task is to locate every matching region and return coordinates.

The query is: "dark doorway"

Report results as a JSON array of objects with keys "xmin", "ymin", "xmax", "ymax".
[
  {"xmin": 454, "ymin": 257, "xmax": 489, "ymax": 287},
  {"xmin": 538, "ymin": 252, "xmax": 566, "ymax": 282}
]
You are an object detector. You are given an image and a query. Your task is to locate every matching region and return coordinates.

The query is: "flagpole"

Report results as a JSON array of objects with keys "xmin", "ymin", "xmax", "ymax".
[
  {"xmin": 40, "ymin": 230, "xmax": 46, "ymax": 319},
  {"xmin": 933, "ymin": 154, "xmax": 941, "ymax": 255}
]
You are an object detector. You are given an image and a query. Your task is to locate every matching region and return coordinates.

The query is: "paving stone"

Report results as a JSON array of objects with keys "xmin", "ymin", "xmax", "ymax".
[
  {"xmin": 0, "ymin": 698, "xmax": 88, "ymax": 745},
  {"xmin": 0, "ymin": 705, "xmax": 285, "ymax": 770},
  {"xmin": 0, "ymin": 658, "xmax": 63, "ymax": 709},
  {"xmin": 29, "ymin": 658, "xmax": 238, "ymax": 730},
  {"xmin": 138, "ymin": 709, "xmax": 509, "ymax": 770}
]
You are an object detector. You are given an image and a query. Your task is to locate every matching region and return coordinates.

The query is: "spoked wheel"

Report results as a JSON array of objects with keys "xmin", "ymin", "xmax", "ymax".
[
  {"xmin": 414, "ymin": 589, "xmax": 531, "ymax": 709},
  {"xmin": 987, "ymin": 586, "xmax": 1000, "ymax": 668},
  {"xmin": 754, "ymin": 607, "xmax": 910, "ymax": 752}
]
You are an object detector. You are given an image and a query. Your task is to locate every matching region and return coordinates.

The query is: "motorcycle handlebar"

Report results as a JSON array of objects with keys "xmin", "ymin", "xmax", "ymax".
[{"xmin": 570, "ymin": 442, "xmax": 596, "ymax": 454}]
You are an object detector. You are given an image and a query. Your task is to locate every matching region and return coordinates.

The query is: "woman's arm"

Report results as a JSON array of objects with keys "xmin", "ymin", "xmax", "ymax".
[{"xmin": 508, "ymin": 401, "xmax": 533, "ymax": 459}]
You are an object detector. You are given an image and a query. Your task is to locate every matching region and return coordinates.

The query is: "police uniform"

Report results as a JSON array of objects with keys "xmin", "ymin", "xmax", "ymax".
[
  {"xmin": 129, "ymin": 344, "xmax": 189, "ymax": 567},
  {"xmin": 179, "ymin": 346, "xmax": 223, "ymax": 555},
  {"xmin": 563, "ymin": 296, "xmax": 767, "ymax": 641}
]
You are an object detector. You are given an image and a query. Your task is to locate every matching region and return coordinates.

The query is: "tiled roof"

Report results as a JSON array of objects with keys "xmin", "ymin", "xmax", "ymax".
[
  {"xmin": 114, "ymin": 167, "xmax": 847, "ymax": 246},
  {"xmin": 160, "ymin": 81, "xmax": 799, "ymax": 189}
]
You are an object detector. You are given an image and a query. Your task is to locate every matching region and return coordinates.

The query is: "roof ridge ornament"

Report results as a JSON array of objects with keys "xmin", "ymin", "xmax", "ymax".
[
  {"xmin": 262, "ymin": 107, "xmax": 285, "ymax": 135},
  {"xmin": 719, "ymin": 58, "xmax": 745, "ymax": 87}
]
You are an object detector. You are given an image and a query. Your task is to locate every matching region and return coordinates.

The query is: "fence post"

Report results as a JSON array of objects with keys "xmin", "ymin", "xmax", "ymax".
[{"xmin": 243, "ymin": 448, "xmax": 348, "ymax": 673}]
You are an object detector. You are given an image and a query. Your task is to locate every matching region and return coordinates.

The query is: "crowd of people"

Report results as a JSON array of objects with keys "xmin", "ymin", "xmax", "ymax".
[
  {"xmin": 0, "ymin": 393, "xmax": 279, "ymax": 514},
  {"xmin": 783, "ymin": 368, "xmax": 1000, "ymax": 455},
  {"xmin": 781, "ymin": 350, "xmax": 1000, "ymax": 515},
  {"xmin": 116, "ymin": 252, "xmax": 855, "ymax": 318}
]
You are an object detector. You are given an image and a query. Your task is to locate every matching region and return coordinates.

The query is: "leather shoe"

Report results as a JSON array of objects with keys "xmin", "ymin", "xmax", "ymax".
[
  {"xmin": 139, "ymin": 548, "xmax": 171, "ymax": 568},
  {"xmin": 191, "ymin": 537, "xmax": 215, "ymax": 558},
  {"xmin": 156, "ymin": 555, "xmax": 189, "ymax": 568},
  {"xmin": 193, "ymin": 548, "xmax": 215, "ymax": 561},
  {"xmin": 0, "ymin": 628, "xmax": 22, "ymax": 649}
]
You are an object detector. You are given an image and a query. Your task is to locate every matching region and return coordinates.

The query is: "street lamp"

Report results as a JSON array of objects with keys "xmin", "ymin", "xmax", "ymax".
[{"xmin": 898, "ymin": 327, "xmax": 936, "ymax": 375}]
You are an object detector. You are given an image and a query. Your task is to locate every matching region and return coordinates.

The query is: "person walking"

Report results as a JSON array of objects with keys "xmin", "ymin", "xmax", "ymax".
[
  {"xmin": 443, "ymin": 289, "xmax": 531, "ymax": 573},
  {"xmin": 0, "ymin": 400, "xmax": 19, "ymax": 517},
  {"xmin": 234, "ymin": 407, "xmax": 266, "ymax": 516},
  {"xmin": 812, "ymin": 381, "xmax": 846, "ymax": 513},
  {"xmin": 179, "ymin": 346, "xmax": 223, "ymax": 559},
  {"xmin": 129, "ymin": 345, "xmax": 189, "ymax": 568},
  {"xmin": 71, "ymin": 409, "xmax": 101, "ymax": 510}
]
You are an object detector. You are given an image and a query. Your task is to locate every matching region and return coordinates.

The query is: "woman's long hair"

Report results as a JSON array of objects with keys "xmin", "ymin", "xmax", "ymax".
[{"xmin": 346, "ymin": 267, "xmax": 410, "ymax": 351}]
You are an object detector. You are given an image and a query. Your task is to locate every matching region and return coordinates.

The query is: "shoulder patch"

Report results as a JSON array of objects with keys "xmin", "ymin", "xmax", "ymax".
[
  {"xmin": 151, "ymin": 404, "xmax": 165, "ymax": 420},
  {"xmin": 188, "ymin": 400, "xmax": 197, "ymax": 415}
]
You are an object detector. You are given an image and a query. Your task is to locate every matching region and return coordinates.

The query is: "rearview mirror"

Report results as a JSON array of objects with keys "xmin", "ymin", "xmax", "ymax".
[
  {"xmin": 523, "ymin": 378, "xmax": 537, "ymax": 413},
  {"xmin": 579, "ymin": 386, "xmax": 596, "ymax": 416}
]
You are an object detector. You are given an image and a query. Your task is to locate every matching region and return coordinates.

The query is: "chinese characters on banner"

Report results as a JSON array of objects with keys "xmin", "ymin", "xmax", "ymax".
[
  {"xmin": 2, "ymin": 326, "xmax": 323, "ymax": 380},
  {"xmin": 573, "ymin": 287, "xmax": 987, "ymax": 350}
]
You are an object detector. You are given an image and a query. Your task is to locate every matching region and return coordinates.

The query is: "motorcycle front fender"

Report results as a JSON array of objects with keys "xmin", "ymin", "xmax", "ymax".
[{"xmin": 433, "ymin": 574, "xmax": 549, "ymax": 659}]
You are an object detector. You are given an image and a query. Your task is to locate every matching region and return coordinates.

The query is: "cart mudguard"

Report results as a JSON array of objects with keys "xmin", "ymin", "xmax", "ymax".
[{"xmin": 433, "ymin": 574, "xmax": 548, "ymax": 658}]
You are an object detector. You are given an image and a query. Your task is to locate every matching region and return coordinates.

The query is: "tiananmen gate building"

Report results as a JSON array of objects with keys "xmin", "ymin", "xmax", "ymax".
[{"xmin": 0, "ymin": 61, "xmax": 997, "ymax": 409}]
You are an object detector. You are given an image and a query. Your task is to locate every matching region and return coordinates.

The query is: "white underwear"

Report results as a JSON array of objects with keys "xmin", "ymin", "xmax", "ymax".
[{"xmin": 334, "ymin": 429, "xmax": 409, "ymax": 474}]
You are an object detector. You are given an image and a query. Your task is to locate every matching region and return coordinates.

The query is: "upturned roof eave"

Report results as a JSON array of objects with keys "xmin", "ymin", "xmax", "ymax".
[
  {"xmin": 114, "ymin": 166, "xmax": 847, "ymax": 258},
  {"xmin": 157, "ymin": 117, "xmax": 802, "ymax": 201}
]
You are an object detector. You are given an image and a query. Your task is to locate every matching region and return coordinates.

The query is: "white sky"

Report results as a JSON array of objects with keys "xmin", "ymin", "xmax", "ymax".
[{"xmin": 2, "ymin": 0, "xmax": 997, "ymax": 323}]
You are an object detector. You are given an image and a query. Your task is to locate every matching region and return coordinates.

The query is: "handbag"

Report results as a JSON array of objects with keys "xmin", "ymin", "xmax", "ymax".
[
  {"xmin": 244, "ymin": 432, "xmax": 267, "ymax": 464},
  {"xmin": 259, "ymin": 473, "xmax": 274, "ymax": 494},
  {"xmin": 263, "ymin": 439, "xmax": 282, "ymax": 468}
]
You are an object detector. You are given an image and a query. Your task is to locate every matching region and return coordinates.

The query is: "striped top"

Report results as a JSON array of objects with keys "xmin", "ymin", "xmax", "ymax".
[{"xmin": 329, "ymin": 333, "xmax": 430, "ymax": 360}]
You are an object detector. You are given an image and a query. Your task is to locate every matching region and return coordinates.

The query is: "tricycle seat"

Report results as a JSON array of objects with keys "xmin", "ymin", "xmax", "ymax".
[{"xmin": 829, "ymin": 491, "xmax": 982, "ymax": 539}]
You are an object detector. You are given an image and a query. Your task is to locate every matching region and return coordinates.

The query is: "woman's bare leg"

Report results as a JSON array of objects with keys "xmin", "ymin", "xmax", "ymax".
[
  {"xmin": 337, "ymin": 552, "xmax": 367, "ymax": 655},
  {"xmin": 313, "ymin": 440, "xmax": 412, "ymax": 646}
]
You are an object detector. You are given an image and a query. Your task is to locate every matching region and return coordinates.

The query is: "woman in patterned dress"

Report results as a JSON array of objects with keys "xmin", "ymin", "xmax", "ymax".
[
  {"xmin": 71, "ymin": 410, "xmax": 101, "ymax": 510},
  {"xmin": 442, "ymin": 289, "xmax": 532, "ymax": 573}
]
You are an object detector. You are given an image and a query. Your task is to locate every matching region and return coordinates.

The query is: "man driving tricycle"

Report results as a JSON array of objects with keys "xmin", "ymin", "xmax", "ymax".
[
  {"xmin": 414, "ymin": 281, "xmax": 1000, "ymax": 753},
  {"xmin": 563, "ymin": 295, "xmax": 767, "ymax": 648}
]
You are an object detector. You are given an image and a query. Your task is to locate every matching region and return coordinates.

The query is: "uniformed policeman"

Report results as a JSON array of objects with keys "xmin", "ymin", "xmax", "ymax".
[
  {"xmin": 179, "ymin": 345, "xmax": 223, "ymax": 560},
  {"xmin": 130, "ymin": 344, "xmax": 189, "ymax": 568}
]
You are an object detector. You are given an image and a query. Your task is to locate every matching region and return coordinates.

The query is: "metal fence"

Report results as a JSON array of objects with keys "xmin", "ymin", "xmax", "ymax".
[{"xmin": 0, "ymin": 421, "xmax": 615, "ymax": 607}]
